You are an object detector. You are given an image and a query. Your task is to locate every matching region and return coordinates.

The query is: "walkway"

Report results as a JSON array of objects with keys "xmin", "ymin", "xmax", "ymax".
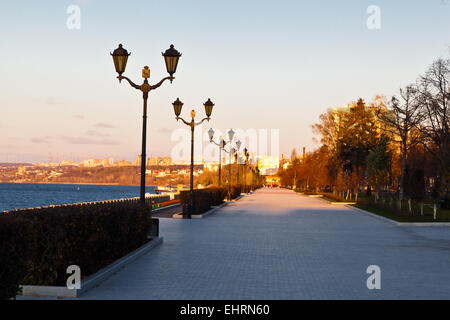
[{"xmin": 81, "ymin": 188, "xmax": 450, "ymax": 299}]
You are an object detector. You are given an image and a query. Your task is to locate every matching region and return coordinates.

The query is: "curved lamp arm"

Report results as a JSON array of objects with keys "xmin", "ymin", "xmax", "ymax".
[
  {"xmin": 176, "ymin": 116, "xmax": 192, "ymax": 127},
  {"xmin": 222, "ymin": 144, "xmax": 234, "ymax": 154},
  {"xmin": 195, "ymin": 117, "xmax": 210, "ymax": 126},
  {"xmin": 150, "ymin": 76, "xmax": 174, "ymax": 90},
  {"xmin": 210, "ymin": 139, "xmax": 220, "ymax": 147},
  {"xmin": 117, "ymin": 75, "xmax": 141, "ymax": 90}
]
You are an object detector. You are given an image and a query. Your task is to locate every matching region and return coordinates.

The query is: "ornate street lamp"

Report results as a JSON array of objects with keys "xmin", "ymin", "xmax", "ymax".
[
  {"xmin": 243, "ymin": 147, "xmax": 250, "ymax": 192},
  {"xmin": 208, "ymin": 128, "xmax": 226, "ymax": 186},
  {"xmin": 235, "ymin": 140, "xmax": 242, "ymax": 185},
  {"xmin": 236, "ymin": 140, "xmax": 242, "ymax": 151},
  {"xmin": 111, "ymin": 44, "xmax": 130, "ymax": 78},
  {"xmin": 162, "ymin": 44, "xmax": 182, "ymax": 82},
  {"xmin": 172, "ymin": 98, "xmax": 183, "ymax": 118},
  {"xmin": 204, "ymin": 99, "xmax": 214, "ymax": 118},
  {"xmin": 230, "ymin": 146, "xmax": 237, "ymax": 199},
  {"xmin": 110, "ymin": 43, "xmax": 181, "ymax": 205},
  {"xmin": 228, "ymin": 128, "xmax": 235, "ymax": 142},
  {"xmin": 221, "ymin": 129, "xmax": 236, "ymax": 201},
  {"xmin": 172, "ymin": 98, "xmax": 214, "ymax": 219}
]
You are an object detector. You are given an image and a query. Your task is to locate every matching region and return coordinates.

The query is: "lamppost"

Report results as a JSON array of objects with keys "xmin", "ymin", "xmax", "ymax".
[
  {"xmin": 208, "ymin": 129, "xmax": 228, "ymax": 186},
  {"xmin": 243, "ymin": 147, "xmax": 249, "ymax": 192},
  {"xmin": 172, "ymin": 98, "xmax": 214, "ymax": 218},
  {"xmin": 110, "ymin": 43, "xmax": 181, "ymax": 204},
  {"xmin": 229, "ymin": 146, "xmax": 236, "ymax": 200},
  {"xmin": 221, "ymin": 129, "xmax": 235, "ymax": 200},
  {"xmin": 235, "ymin": 140, "xmax": 242, "ymax": 186}
]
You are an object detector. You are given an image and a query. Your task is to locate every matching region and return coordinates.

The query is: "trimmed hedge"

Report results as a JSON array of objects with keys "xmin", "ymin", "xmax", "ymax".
[
  {"xmin": 0, "ymin": 198, "xmax": 154, "ymax": 300},
  {"xmin": 180, "ymin": 187, "xmax": 228, "ymax": 215},
  {"xmin": 229, "ymin": 185, "xmax": 242, "ymax": 199},
  {"xmin": 180, "ymin": 184, "xmax": 263, "ymax": 215},
  {"xmin": 0, "ymin": 215, "xmax": 30, "ymax": 300}
]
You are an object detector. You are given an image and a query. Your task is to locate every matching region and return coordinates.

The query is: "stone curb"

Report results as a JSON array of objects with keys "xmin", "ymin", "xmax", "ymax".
[
  {"xmin": 345, "ymin": 205, "xmax": 450, "ymax": 227},
  {"xmin": 172, "ymin": 201, "xmax": 231, "ymax": 219},
  {"xmin": 172, "ymin": 194, "xmax": 247, "ymax": 219},
  {"xmin": 19, "ymin": 237, "xmax": 164, "ymax": 298},
  {"xmin": 193, "ymin": 201, "xmax": 230, "ymax": 219}
]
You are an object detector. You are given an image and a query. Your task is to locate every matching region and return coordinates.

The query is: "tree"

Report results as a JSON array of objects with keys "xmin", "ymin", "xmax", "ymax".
[
  {"xmin": 376, "ymin": 85, "xmax": 424, "ymax": 201},
  {"xmin": 417, "ymin": 58, "xmax": 450, "ymax": 207},
  {"xmin": 312, "ymin": 108, "xmax": 340, "ymax": 187},
  {"xmin": 336, "ymin": 98, "xmax": 379, "ymax": 195},
  {"xmin": 404, "ymin": 143, "xmax": 426, "ymax": 215},
  {"xmin": 366, "ymin": 135, "xmax": 392, "ymax": 201},
  {"xmin": 290, "ymin": 148, "xmax": 298, "ymax": 162}
]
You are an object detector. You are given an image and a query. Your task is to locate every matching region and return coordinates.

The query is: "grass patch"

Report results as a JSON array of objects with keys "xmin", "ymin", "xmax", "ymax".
[
  {"xmin": 295, "ymin": 189, "xmax": 450, "ymax": 222},
  {"xmin": 352, "ymin": 203, "xmax": 450, "ymax": 223}
]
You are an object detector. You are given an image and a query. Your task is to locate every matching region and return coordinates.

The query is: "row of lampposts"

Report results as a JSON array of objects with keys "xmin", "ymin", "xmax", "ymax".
[
  {"xmin": 208, "ymin": 129, "xmax": 252, "ymax": 201},
  {"xmin": 110, "ymin": 43, "xmax": 254, "ymax": 220}
]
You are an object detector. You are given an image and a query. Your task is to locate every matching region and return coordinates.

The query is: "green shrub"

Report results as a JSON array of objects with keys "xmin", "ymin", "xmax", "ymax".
[{"xmin": 0, "ymin": 199, "xmax": 152, "ymax": 299}]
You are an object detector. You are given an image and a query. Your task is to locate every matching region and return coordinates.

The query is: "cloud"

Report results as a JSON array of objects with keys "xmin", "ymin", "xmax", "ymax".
[
  {"xmin": 158, "ymin": 127, "xmax": 172, "ymax": 134},
  {"xmin": 73, "ymin": 114, "xmax": 85, "ymax": 120},
  {"xmin": 94, "ymin": 122, "xmax": 116, "ymax": 128},
  {"xmin": 85, "ymin": 130, "xmax": 110, "ymax": 137},
  {"xmin": 0, "ymin": 144, "xmax": 16, "ymax": 149},
  {"xmin": 46, "ymin": 97, "xmax": 64, "ymax": 106},
  {"xmin": 31, "ymin": 136, "xmax": 52, "ymax": 144},
  {"xmin": 62, "ymin": 136, "xmax": 119, "ymax": 145}
]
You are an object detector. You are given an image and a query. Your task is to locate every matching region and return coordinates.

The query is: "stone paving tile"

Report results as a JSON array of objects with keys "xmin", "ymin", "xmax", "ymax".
[{"xmin": 81, "ymin": 188, "xmax": 450, "ymax": 300}]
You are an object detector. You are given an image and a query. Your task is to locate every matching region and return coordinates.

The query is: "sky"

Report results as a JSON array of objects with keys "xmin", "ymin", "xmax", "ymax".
[{"xmin": 1, "ymin": 0, "xmax": 449, "ymax": 163}]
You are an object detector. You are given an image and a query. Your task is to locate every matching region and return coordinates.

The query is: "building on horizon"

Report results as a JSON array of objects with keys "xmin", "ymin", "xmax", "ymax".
[
  {"xmin": 60, "ymin": 160, "xmax": 79, "ymax": 167},
  {"xmin": 257, "ymin": 156, "xmax": 280, "ymax": 176},
  {"xmin": 115, "ymin": 159, "xmax": 133, "ymax": 166},
  {"xmin": 147, "ymin": 156, "xmax": 173, "ymax": 166}
]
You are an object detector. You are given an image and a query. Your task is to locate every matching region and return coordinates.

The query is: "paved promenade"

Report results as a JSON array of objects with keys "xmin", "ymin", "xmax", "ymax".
[{"xmin": 82, "ymin": 188, "xmax": 450, "ymax": 299}]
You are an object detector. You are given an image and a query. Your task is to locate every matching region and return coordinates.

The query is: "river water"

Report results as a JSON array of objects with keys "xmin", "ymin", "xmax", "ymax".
[{"xmin": 0, "ymin": 183, "xmax": 157, "ymax": 212}]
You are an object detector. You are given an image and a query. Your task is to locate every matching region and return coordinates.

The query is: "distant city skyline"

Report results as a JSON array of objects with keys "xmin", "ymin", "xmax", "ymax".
[{"xmin": 1, "ymin": 0, "xmax": 450, "ymax": 163}]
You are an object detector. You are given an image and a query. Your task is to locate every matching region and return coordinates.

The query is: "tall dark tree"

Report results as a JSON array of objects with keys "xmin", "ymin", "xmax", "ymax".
[
  {"xmin": 366, "ymin": 134, "xmax": 392, "ymax": 201},
  {"xmin": 417, "ymin": 58, "xmax": 450, "ymax": 206},
  {"xmin": 376, "ymin": 85, "xmax": 424, "ymax": 201},
  {"xmin": 336, "ymin": 98, "xmax": 378, "ymax": 193}
]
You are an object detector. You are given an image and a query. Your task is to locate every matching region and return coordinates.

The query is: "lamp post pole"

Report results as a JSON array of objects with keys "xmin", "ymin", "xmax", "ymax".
[
  {"xmin": 213, "ymin": 129, "xmax": 235, "ymax": 201},
  {"xmin": 172, "ymin": 99, "xmax": 214, "ymax": 218},
  {"xmin": 208, "ymin": 129, "xmax": 227, "ymax": 186},
  {"xmin": 110, "ymin": 44, "xmax": 181, "ymax": 204},
  {"xmin": 229, "ymin": 147, "xmax": 234, "ymax": 200},
  {"xmin": 226, "ymin": 129, "xmax": 235, "ymax": 201},
  {"xmin": 140, "ymin": 93, "xmax": 148, "ymax": 202},
  {"xmin": 243, "ymin": 147, "xmax": 249, "ymax": 193},
  {"xmin": 235, "ymin": 140, "xmax": 241, "ymax": 186},
  {"xmin": 218, "ymin": 146, "xmax": 222, "ymax": 186},
  {"xmin": 235, "ymin": 152, "xmax": 239, "ymax": 185}
]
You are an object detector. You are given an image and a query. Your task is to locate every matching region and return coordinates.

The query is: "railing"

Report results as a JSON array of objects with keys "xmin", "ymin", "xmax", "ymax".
[{"xmin": 1, "ymin": 193, "xmax": 180, "ymax": 214}]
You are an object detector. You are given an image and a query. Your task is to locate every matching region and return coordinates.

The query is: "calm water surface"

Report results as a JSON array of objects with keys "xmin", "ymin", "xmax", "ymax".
[{"xmin": 0, "ymin": 183, "xmax": 156, "ymax": 212}]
